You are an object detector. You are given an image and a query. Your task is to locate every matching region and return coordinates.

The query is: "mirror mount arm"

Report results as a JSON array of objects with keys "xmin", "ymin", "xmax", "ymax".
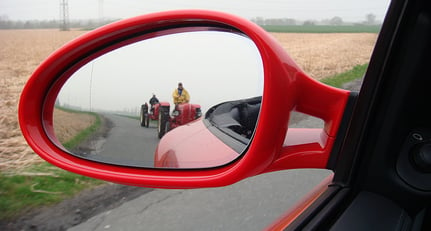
[
  {"xmin": 263, "ymin": 74, "xmax": 351, "ymax": 172},
  {"xmin": 295, "ymin": 73, "xmax": 351, "ymax": 138},
  {"xmin": 263, "ymin": 128, "xmax": 334, "ymax": 173}
]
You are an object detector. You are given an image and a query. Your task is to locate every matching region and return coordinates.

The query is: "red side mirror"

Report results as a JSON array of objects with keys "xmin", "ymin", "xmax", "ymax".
[{"xmin": 19, "ymin": 10, "xmax": 350, "ymax": 188}]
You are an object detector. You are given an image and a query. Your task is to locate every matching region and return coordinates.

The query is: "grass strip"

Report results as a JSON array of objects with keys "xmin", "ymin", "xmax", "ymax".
[
  {"xmin": 320, "ymin": 64, "xmax": 368, "ymax": 88},
  {"xmin": 62, "ymin": 112, "xmax": 102, "ymax": 150},
  {"xmin": 0, "ymin": 108, "xmax": 105, "ymax": 220},
  {"xmin": 55, "ymin": 106, "xmax": 102, "ymax": 150},
  {"xmin": 0, "ymin": 162, "xmax": 103, "ymax": 220}
]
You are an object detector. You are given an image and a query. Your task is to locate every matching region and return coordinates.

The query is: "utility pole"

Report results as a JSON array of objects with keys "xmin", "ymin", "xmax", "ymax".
[{"xmin": 59, "ymin": 0, "xmax": 70, "ymax": 31}]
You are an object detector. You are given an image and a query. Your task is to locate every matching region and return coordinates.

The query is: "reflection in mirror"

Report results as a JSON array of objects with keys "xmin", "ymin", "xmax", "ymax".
[{"xmin": 53, "ymin": 30, "xmax": 263, "ymax": 169}]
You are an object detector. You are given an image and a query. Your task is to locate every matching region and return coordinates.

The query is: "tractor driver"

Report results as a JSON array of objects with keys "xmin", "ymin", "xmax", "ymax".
[
  {"xmin": 149, "ymin": 93, "xmax": 159, "ymax": 113},
  {"xmin": 172, "ymin": 82, "xmax": 190, "ymax": 105},
  {"xmin": 149, "ymin": 94, "xmax": 159, "ymax": 106}
]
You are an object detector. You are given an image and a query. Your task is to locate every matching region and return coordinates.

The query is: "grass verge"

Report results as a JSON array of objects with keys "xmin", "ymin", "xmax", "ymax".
[
  {"xmin": 61, "ymin": 111, "xmax": 102, "ymax": 150},
  {"xmin": 320, "ymin": 64, "xmax": 368, "ymax": 88},
  {"xmin": 0, "ymin": 108, "xmax": 104, "ymax": 220},
  {"xmin": 0, "ymin": 163, "xmax": 103, "ymax": 220}
]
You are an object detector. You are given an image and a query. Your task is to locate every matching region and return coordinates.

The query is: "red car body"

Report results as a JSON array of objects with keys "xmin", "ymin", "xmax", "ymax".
[
  {"xmin": 154, "ymin": 96, "xmax": 326, "ymax": 169},
  {"xmin": 154, "ymin": 119, "xmax": 240, "ymax": 168}
]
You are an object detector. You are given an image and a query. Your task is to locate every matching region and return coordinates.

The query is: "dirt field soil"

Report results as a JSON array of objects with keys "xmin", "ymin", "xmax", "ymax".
[
  {"xmin": 271, "ymin": 33, "xmax": 377, "ymax": 79},
  {"xmin": 0, "ymin": 30, "xmax": 87, "ymax": 172},
  {"xmin": 0, "ymin": 30, "xmax": 377, "ymax": 172}
]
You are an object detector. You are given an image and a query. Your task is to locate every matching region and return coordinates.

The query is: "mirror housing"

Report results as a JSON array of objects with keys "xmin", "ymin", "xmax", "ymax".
[{"xmin": 19, "ymin": 10, "xmax": 351, "ymax": 188}]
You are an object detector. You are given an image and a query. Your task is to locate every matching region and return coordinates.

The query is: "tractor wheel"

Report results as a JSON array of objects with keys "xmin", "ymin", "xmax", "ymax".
[
  {"xmin": 145, "ymin": 113, "xmax": 150, "ymax": 128},
  {"xmin": 140, "ymin": 105, "xmax": 147, "ymax": 127},
  {"xmin": 158, "ymin": 106, "xmax": 170, "ymax": 138}
]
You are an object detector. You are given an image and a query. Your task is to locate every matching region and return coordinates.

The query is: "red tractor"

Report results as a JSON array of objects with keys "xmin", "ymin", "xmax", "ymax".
[
  {"xmin": 140, "ymin": 102, "xmax": 160, "ymax": 127},
  {"xmin": 140, "ymin": 102, "xmax": 202, "ymax": 138}
]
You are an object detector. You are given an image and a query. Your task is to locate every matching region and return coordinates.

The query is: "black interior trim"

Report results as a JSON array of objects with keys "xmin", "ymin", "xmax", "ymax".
[
  {"xmin": 329, "ymin": 191, "xmax": 412, "ymax": 231},
  {"xmin": 331, "ymin": 0, "xmax": 407, "ymax": 187},
  {"xmin": 301, "ymin": 188, "xmax": 351, "ymax": 230},
  {"xmin": 203, "ymin": 96, "xmax": 261, "ymax": 153},
  {"xmin": 326, "ymin": 92, "xmax": 358, "ymax": 170},
  {"xmin": 285, "ymin": 185, "xmax": 342, "ymax": 231}
]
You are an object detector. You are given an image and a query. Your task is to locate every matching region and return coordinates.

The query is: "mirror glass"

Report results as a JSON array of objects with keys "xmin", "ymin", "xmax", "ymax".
[{"xmin": 53, "ymin": 30, "xmax": 263, "ymax": 168}]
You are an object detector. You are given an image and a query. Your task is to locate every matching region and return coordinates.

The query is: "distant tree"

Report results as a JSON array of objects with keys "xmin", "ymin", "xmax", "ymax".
[
  {"xmin": 0, "ymin": 14, "xmax": 11, "ymax": 29},
  {"xmin": 266, "ymin": 18, "xmax": 278, "ymax": 25},
  {"xmin": 365, "ymin": 13, "xmax": 376, "ymax": 25},
  {"xmin": 24, "ymin": 21, "xmax": 35, "ymax": 29},
  {"xmin": 303, "ymin": 20, "xmax": 317, "ymax": 26},
  {"xmin": 283, "ymin": 18, "xmax": 297, "ymax": 25},
  {"xmin": 251, "ymin": 17, "xmax": 265, "ymax": 25},
  {"xmin": 251, "ymin": 17, "xmax": 296, "ymax": 26},
  {"xmin": 329, "ymin": 16, "xmax": 343, "ymax": 25}
]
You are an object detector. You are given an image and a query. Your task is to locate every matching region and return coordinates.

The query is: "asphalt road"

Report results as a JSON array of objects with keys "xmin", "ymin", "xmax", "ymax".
[
  {"xmin": 68, "ymin": 80, "xmax": 362, "ymax": 231},
  {"xmin": 68, "ymin": 114, "xmax": 330, "ymax": 231},
  {"xmin": 85, "ymin": 114, "xmax": 159, "ymax": 167},
  {"xmin": 69, "ymin": 171, "xmax": 330, "ymax": 231}
]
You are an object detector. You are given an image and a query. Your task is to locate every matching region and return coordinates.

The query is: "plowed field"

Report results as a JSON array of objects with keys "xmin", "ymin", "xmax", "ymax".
[{"xmin": 0, "ymin": 29, "xmax": 377, "ymax": 172}]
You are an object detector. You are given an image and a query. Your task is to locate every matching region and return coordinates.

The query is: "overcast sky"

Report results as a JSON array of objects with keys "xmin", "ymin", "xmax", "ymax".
[
  {"xmin": 58, "ymin": 31, "xmax": 263, "ymax": 114},
  {"xmin": 1, "ymin": 0, "xmax": 391, "ymax": 22}
]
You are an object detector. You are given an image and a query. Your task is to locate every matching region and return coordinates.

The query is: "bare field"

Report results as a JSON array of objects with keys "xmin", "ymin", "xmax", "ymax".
[
  {"xmin": 53, "ymin": 109, "xmax": 96, "ymax": 144},
  {"xmin": 0, "ymin": 30, "xmax": 86, "ymax": 172},
  {"xmin": 0, "ymin": 29, "xmax": 377, "ymax": 172},
  {"xmin": 271, "ymin": 33, "xmax": 377, "ymax": 79}
]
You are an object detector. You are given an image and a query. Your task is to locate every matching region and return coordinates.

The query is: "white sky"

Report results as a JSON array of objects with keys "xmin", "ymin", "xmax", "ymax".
[
  {"xmin": 0, "ymin": 0, "xmax": 391, "ymax": 22},
  {"xmin": 57, "ymin": 31, "xmax": 263, "ymax": 114}
]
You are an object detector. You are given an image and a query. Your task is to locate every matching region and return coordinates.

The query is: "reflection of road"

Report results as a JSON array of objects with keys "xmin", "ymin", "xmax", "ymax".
[{"xmin": 89, "ymin": 114, "xmax": 159, "ymax": 167}]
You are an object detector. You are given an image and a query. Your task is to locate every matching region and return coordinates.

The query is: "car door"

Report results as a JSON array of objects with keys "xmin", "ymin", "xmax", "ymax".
[
  {"xmin": 17, "ymin": 0, "xmax": 431, "ymax": 230},
  {"xmin": 275, "ymin": 0, "xmax": 431, "ymax": 229}
]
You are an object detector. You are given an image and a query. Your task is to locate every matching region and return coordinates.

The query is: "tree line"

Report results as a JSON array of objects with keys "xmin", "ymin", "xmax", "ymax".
[
  {"xmin": 251, "ymin": 14, "xmax": 379, "ymax": 26},
  {"xmin": 0, "ymin": 15, "xmax": 117, "ymax": 30},
  {"xmin": 0, "ymin": 14, "xmax": 379, "ymax": 30}
]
